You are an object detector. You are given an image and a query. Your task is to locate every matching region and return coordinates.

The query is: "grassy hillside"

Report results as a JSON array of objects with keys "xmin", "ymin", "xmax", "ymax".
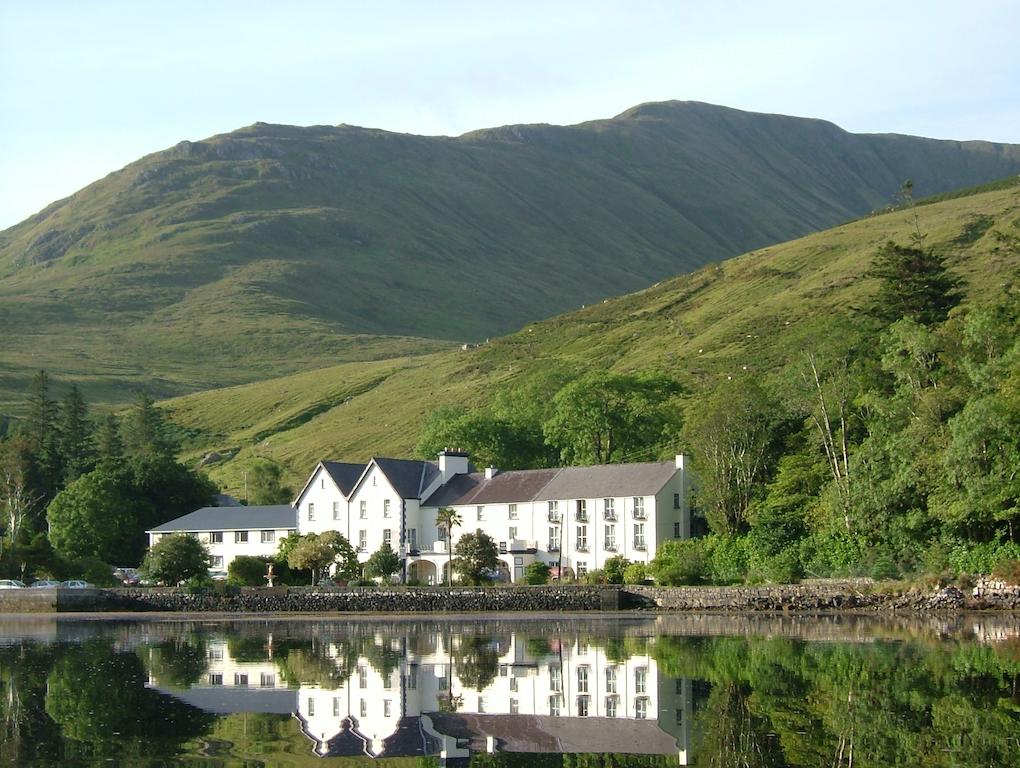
[
  {"xmin": 164, "ymin": 181, "xmax": 1020, "ymax": 496},
  {"xmin": 4, "ymin": 101, "xmax": 1020, "ymax": 411}
]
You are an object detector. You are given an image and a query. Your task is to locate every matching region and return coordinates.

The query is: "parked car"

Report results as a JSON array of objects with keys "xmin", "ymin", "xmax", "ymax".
[
  {"xmin": 31, "ymin": 580, "xmax": 62, "ymax": 588},
  {"xmin": 61, "ymin": 580, "xmax": 90, "ymax": 589},
  {"xmin": 0, "ymin": 579, "xmax": 27, "ymax": 589},
  {"xmin": 209, "ymin": 571, "xmax": 228, "ymax": 582},
  {"xmin": 113, "ymin": 567, "xmax": 141, "ymax": 586}
]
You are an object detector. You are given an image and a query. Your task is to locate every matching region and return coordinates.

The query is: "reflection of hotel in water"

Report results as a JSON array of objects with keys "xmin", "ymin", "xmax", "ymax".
[{"xmin": 148, "ymin": 631, "xmax": 691, "ymax": 764}]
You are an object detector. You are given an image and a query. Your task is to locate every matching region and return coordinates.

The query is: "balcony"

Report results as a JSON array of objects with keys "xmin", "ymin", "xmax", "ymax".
[
  {"xmin": 632, "ymin": 510, "xmax": 647, "ymax": 520},
  {"xmin": 634, "ymin": 541, "xmax": 646, "ymax": 551},
  {"xmin": 603, "ymin": 512, "xmax": 617, "ymax": 522},
  {"xmin": 575, "ymin": 511, "xmax": 589, "ymax": 523},
  {"xmin": 604, "ymin": 543, "xmax": 617, "ymax": 552},
  {"xmin": 575, "ymin": 544, "xmax": 589, "ymax": 553},
  {"xmin": 547, "ymin": 544, "xmax": 560, "ymax": 552},
  {"xmin": 547, "ymin": 511, "xmax": 561, "ymax": 523}
]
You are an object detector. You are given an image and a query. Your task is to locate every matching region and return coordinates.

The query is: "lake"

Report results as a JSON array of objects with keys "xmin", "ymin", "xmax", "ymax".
[{"xmin": 1, "ymin": 613, "xmax": 1018, "ymax": 766}]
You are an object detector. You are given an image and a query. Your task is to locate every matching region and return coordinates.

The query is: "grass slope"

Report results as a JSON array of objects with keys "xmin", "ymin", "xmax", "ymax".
[
  {"xmin": 3, "ymin": 101, "xmax": 1020, "ymax": 411},
  {"xmin": 165, "ymin": 181, "xmax": 1020, "ymax": 496}
]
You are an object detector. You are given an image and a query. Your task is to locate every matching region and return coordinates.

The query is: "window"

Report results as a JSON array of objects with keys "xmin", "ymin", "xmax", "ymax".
[
  {"xmin": 605, "ymin": 665, "xmax": 617, "ymax": 693},
  {"xmin": 548, "ymin": 500, "xmax": 560, "ymax": 522},
  {"xmin": 360, "ymin": 699, "xmax": 368, "ymax": 717},
  {"xmin": 321, "ymin": 477, "xmax": 325, "ymax": 489},
  {"xmin": 211, "ymin": 555, "xmax": 224, "ymax": 568},
  {"xmin": 333, "ymin": 697, "xmax": 341, "ymax": 717},
  {"xmin": 406, "ymin": 665, "xmax": 418, "ymax": 689},
  {"xmin": 372, "ymin": 474, "xmax": 377, "ymax": 486},
  {"xmin": 673, "ymin": 492, "xmax": 681, "ymax": 509},
  {"xmin": 510, "ymin": 698, "xmax": 519, "ymax": 714},
  {"xmin": 510, "ymin": 676, "xmax": 518, "ymax": 692},
  {"xmin": 634, "ymin": 523, "xmax": 646, "ymax": 550},
  {"xmin": 234, "ymin": 673, "xmax": 249, "ymax": 687},
  {"xmin": 606, "ymin": 696, "xmax": 618, "ymax": 717},
  {"xmin": 358, "ymin": 667, "xmax": 368, "ymax": 688},
  {"xmin": 548, "ymin": 526, "xmax": 560, "ymax": 551},
  {"xmin": 476, "ymin": 505, "xmax": 484, "ymax": 521},
  {"xmin": 208, "ymin": 647, "xmax": 224, "ymax": 660},
  {"xmin": 383, "ymin": 499, "xmax": 391, "ymax": 517},
  {"xmin": 635, "ymin": 697, "xmax": 648, "ymax": 719},
  {"xmin": 333, "ymin": 501, "xmax": 341, "ymax": 519},
  {"xmin": 358, "ymin": 530, "xmax": 367, "ymax": 551},
  {"xmin": 577, "ymin": 665, "xmax": 589, "ymax": 693},
  {"xmin": 260, "ymin": 673, "xmax": 275, "ymax": 687},
  {"xmin": 261, "ymin": 530, "xmax": 275, "ymax": 544},
  {"xmin": 604, "ymin": 498, "xmax": 616, "ymax": 520},
  {"xmin": 235, "ymin": 531, "xmax": 248, "ymax": 544},
  {"xmin": 383, "ymin": 670, "xmax": 392, "ymax": 689},
  {"xmin": 477, "ymin": 696, "xmax": 485, "ymax": 713},
  {"xmin": 384, "ymin": 700, "xmax": 392, "ymax": 717},
  {"xmin": 307, "ymin": 502, "xmax": 315, "ymax": 521},
  {"xmin": 674, "ymin": 521, "xmax": 682, "ymax": 538},
  {"xmin": 509, "ymin": 526, "xmax": 518, "ymax": 541},
  {"xmin": 635, "ymin": 667, "xmax": 647, "ymax": 694},
  {"xmin": 383, "ymin": 530, "xmax": 394, "ymax": 550},
  {"xmin": 549, "ymin": 695, "xmax": 561, "ymax": 717},
  {"xmin": 509, "ymin": 503, "xmax": 518, "ymax": 519},
  {"xmin": 209, "ymin": 531, "xmax": 223, "ymax": 544},
  {"xmin": 604, "ymin": 524, "xmax": 616, "ymax": 551},
  {"xmin": 360, "ymin": 500, "xmax": 367, "ymax": 519},
  {"xmin": 576, "ymin": 561, "xmax": 588, "ymax": 578},
  {"xmin": 406, "ymin": 528, "xmax": 417, "ymax": 550},
  {"xmin": 633, "ymin": 497, "xmax": 646, "ymax": 519},
  {"xmin": 576, "ymin": 525, "xmax": 588, "ymax": 551},
  {"xmin": 208, "ymin": 673, "xmax": 223, "ymax": 685},
  {"xmin": 550, "ymin": 666, "xmax": 562, "ymax": 692},
  {"xmin": 676, "ymin": 708, "xmax": 685, "ymax": 725},
  {"xmin": 577, "ymin": 696, "xmax": 589, "ymax": 716},
  {"xmin": 576, "ymin": 499, "xmax": 588, "ymax": 521}
]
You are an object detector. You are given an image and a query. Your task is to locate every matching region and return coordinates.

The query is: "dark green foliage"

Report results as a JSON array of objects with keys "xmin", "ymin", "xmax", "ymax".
[
  {"xmin": 364, "ymin": 543, "xmax": 401, "ymax": 581},
  {"xmin": 285, "ymin": 531, "xmax": 359, "ymax": 584},
  {"xmin": 122, "ymin": 392, "xmax": 177, "ymax": 457},
  {"xmin": 453, "ymin": 528, "xmax": 499, "ymax": 585},
  {"xmin": 416, "ymin": 407, "xmax": 555, "ymax": 470},
  {"xmin": 46, "ymin": 467, "xmax": 140, "ymax": 563},
  {"xmin": 57, "ymin": 385, "xmax": 95, "ymax": 483},
  {"xmin": 95, "ymin": 414, "xmax": 123, "ymax": 460},
  {"xmin": 244, "ymin": 457, "xmax": 292, "ymax": 504},
  {"xmin": 650, "ymin": 539, "xmax": 710, "ymax": 585},
  {"xmin": 868, "ymin": 241, "xmax": 962, "ymax": 327},
  {"xmin": 524, "ymin": 561, "xmax": 550, "ymax": 585},
  {"xmin": 603, "ymin": 555, "xmax": 630, "ymax": 585},
  {"xmin": 141, "ymin": 533, "xmax": 211, "ymax": 585},
  {"xmin": 227, "ymin": 554, "xmax": 273, "ymax": 586}
]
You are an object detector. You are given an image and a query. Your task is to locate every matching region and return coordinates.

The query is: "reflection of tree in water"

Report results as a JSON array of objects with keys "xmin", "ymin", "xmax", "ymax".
[
  {"xmin": 138, "ymin": 633, "xmax": 208, "ymax": 688},
  {"xmin": 453, "ymin": 633, "xmax": 502, "ymax": 691},
  {"xmin": 697, "ymin": 682, "xmax": 785, "ymax": 768},
  {"xmin": 274, "ymin": 638, "xmax": 359, "ymax": 691},
  {"xmin": 1, "ymin": 645, "xmax": 69, "ymax": 767},
  {"xmin": 44, "ymin": 638, "xmax": 213, "ymax": 762}
]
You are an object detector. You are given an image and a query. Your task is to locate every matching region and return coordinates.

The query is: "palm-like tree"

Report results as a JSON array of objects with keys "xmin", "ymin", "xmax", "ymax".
[{"xmin": 435, "ymin": 506, "xmax": 462, "ymax": 586}]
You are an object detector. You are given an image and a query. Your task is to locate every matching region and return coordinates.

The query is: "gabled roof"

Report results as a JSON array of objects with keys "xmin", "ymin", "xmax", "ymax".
[
  {"xmin": 353, "ymin": 457, "xmax": 440, "ymax": 500},
  {"xmin": 148, "ymin": 505, "xmax": 296, "ymax": 533},
  {"xmin": 423, "ymin": 461, "xmax": 677, "ymax": 507},
  {"xmin": 321, "ymin": 461, "xmax": 366, "ymax": 496}
]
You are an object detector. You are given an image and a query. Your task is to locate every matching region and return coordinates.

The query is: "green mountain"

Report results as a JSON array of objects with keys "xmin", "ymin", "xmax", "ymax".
[
  {"xmin": 163, "ymin": 179, "xmax": 1020, "ymax": 495},
  {"xmin": 3, "ymin": 101, "xmax": 1020, "ymax": 410}
]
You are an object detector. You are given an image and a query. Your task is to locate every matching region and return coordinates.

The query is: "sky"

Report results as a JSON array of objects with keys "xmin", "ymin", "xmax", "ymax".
[{"xmin": 1, "ymin": 0, "xmax": 1018, "ymax": 229}]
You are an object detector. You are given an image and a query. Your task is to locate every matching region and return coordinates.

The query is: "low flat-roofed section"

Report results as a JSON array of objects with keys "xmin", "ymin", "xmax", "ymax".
[{"xmin": 148, "ymin": 505, "xmax": 296, "ymax": 533}]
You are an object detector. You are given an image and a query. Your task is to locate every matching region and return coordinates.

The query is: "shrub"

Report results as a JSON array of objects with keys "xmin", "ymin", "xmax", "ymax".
[
  {"xmin": 603, "ymin": 555, "xmax": 630, "ymax": 585},
  {"xmin": 991, "ymin": 559, "xmax": 1020, "ymax": 585},
  {"xmin": 584, "ymin": 568, "xmax": 607, "ymax": 585},
  {"xmin": 948, "ymin": 540, "xmax": 1020, "ymax": 576},
  {"xmin": 364, "ymin": 544, "xmax": 401, "ymax": 581},
  {"xmin": 75, "ymin": 556, "xmax": 119, "ymax": 587},
  {"xmin": 758, "ymin": 548, "xmax": 804, "ymax": 584},
  {"xmin": 650, "ymin": 539, "xmax": 709, "ymax": 585},
  {"xmin": 142, "ymin": 533, "xmax": 211, "ymax": 586},
  {"xmin": 707, "ymin": 535, "xmax": 750, "ymax": 584},
  {"xmin": 228, "ymin": 555, "xmax": 274, "ymax": 586},
  {"xmin": 524, "ymin": 562, "xmax": 550, "ymax": 585},
  {"xmin": 623, "ymin": 563, "xmax": 648, "ymax": 585}
]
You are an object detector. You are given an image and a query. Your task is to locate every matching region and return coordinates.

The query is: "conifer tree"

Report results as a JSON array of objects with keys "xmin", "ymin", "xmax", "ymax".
[
  {"xmin": 96, "ymin": 414, "xmax": 124, "ymax": 461},
  {"xmin": 58, "ymin": 385, "xmax": 95, "ymax": 482},
  {"xmin": 22, "ymin": 370, "xmax": 63, "ymax": 498},
  {"xmin": 122, "ymin": 392, "xmax": 176, "ymax": 457}
]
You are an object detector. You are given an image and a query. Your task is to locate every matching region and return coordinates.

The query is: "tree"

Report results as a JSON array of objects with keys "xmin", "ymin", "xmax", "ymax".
[
  {"xmin": 364, "ymin": 543, "xmax": 401, "ymax": 582},
  {"xmin": 603, "ymin": 554, "xmax": 630, "ymax": 585},
  {"xmin": 453, "ymin": 528, "xmax": 499, "ymax": 585},
  {"xmin": 524, "ymin": 561, "xmax": 550, "ymax": 584},
  {"xmin": 286, "ymin": 532, "xmax": 358, "ymax": 585},
  {"xmin": 127, "ymin": 454, "xmax": 216, "ymax": 536},
  {"xmin": 227, "ymin": 555, "xmax": 274, "ymax": 586},
  {"xmin": 122, "ymin": 392, "xmax": 176, "ymax": 457},
  {"xmin": 867, "ymin": 240, "xmax": 961, "ymax": 328},
  {"xmin": 22, "ymin": 370, "xmax": 62, "ymax": 498},
  {"xmin": 435, "ymin": 506, "xmax": 462, "ymax": 585},
  {"xmin": 543, "ymin": 371, "xmax": 682, "ymax": 465},
  {"xmin": 245, "ymin": 458, "xmax": 293, "ymax": 505},
  {"xmin": 47, "ymin": 467, "xmax": 143, "ymax": 564},
  {"xmin": 95, "ymin": 414, "xmax": 123, "ymax": 461},
  {"xmin": 57, "ymin": 385, "xmax": 94, "ymax": 483},
  {"xmin": 141, "ymin": 533, "xmax": 211, "ymax": 585},
  {"xmin": 682, "ymin": 377, "xmax": 784, "ymax": 535},
  {"xmin": 0, "ymin": 436, "xmax": 43, "ymax": 566}
]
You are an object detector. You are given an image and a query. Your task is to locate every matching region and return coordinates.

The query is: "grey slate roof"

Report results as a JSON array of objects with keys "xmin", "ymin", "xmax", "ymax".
[
  {"xmin": 148, "ymin": 505, "xmax": 296, "ymax": 533},
  {"xmin": 372, "ymin": 457, "xmax": 439, "ymax": 499},
  {"xmin": 321, "ymin": 461, "xmax": 365, "ymax": 496},
  {"xmin": 423, "ymin": 461, "xmax": 676, "ymax": 506}
]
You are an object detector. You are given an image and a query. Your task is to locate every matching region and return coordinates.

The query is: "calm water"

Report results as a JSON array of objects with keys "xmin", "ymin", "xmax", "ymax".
[{"xmin": 1, "ymin": 614, "xmax": 1018, "ymax": 767}]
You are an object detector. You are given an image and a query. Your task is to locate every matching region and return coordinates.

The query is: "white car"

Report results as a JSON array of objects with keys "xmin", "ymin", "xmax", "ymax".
[
  {"xmin": 0, "ymin": 579, "xmax": 27, "ymax": 589},
  {"xmin": 61, "ymin": 580, "xmax": 91, "ymax": 589},
  {"xmin": 31, "ymin": 580, "xmax": 62, "ymax": 588}
]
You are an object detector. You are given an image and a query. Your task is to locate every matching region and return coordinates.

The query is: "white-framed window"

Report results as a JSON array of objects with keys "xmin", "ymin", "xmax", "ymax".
[
  {"xmin": 633, "ymin": 496, "xmax": 646, "ymax": 519},
  {"xmin": 550, "ymin": 666, "xmax": 562, "ymax": 692},
  {"xmin": 576, "ymin": 561, "xmax": 588, "ymax": 578},
  {"xmin": 260, "ymin": 673, "xmax": 275, "ymax": 687},
  {"xmin": 208, "ymin": 647, "xmax": 224, "ymax": 660},
  {"xmin": 548, "ymin": 500, "xmax": 560, "ymax": 522},
  {"xmin": 606, "ymin": 696, "xmax": 618, "ymax": 717},
  {"xmin": 360, "ymin": 500, "xmax": 367, "ymax": 519},
  {"xmin": 576, "ymin": 665, "xmax": 589, "ymax": 693},
  {"xmin": 383, "ymin": 670, "xmax": 392, "ymax": 689},
  {"xmin": 235, "ymin": 531, "xmax": 248, "ymax": 544},
  {"xmin": 604, "ymin": 498, "xmax": 616, "ymax": 520},
  {"xmin": 576, "ymin": 499, "xmax": 587, "ymax": 521},
  {"xmin": 635, "ymin": 697, "xmax": 648, "ymax": 719},
  {"xmin": 510, "ymin": 698, "xmax": 519, "ymax": 714},
  {"xmin": 384, "ymin": 699, "xmax": 392, "ymax": 717},
  {"xmin": 333, "ymin": 697, "xmax": 341, "ymax": 717},
  {"xmin": 604, "ymin": 524, "xmax": 616, "ymax": 550},
  {"xmin": 605, "ymin": 665, "xmax": 617, "ymax": 693},
  {"xmin": 673, "ymin": 492, "xmax": 681, "ymax": 509},
  {"xmin": 576, "ymin": 525, "xmax": 588, "ymax": 551},
  {"xmin": 383, "ymin": 499, "xmax": 391, "ymax": 518},
  {"xmin": 406, "ymin": 528, "xmax": 417, "ymax": 550},
  {"xmin": 383, "ymin": 529, "xmax": 392, "ymax": 548},
  {"xmin": 635, "ymin": 666, "xmax": 647, "ymax": 694},
  {"xmin": 476, "ymin": 505, "xmax": 484, "ymax": 521},
  {"xmin": 211, "ymin": 555, "xmax": 224, "ymax": 568},
  {"xmin": 548, "ymin": 526, "xmax": 560, "ymax": 551},
  {"xmin": 234, "ymin": 673, "xmax": 248, "ymax": 687},
  {"xmin": 510, "ymin": 676, "xmax": 518, "ymax": 692},
  {"xmin": 208, "ymin": 673, "xmax": 223, "ymax": 686},
  {"xmin": 549, "ymin": 695, "xmax": 561, "ymax": 717},
  {"xmin": 358, "ymin": 530, "xmax": 367, "ymax": 551},
  {"xmin": 333, "ymin": 501, "xmax": 341, "ymax": 519},
  {"xmin": 360, "ymin": 699, "xmax": 367, "ymax": 717},
  {"xmin": 508, "ymin": 503, "xmax": 518, "ymax": 519},
  {"xmin": 209, "ymin": 531, "xmax": 223, "ymax": 544},
  {"xmin": 358, "ymin": 667, "xmax": 368, "ymax": 688},
  {"xmin": 509, "ymin": 526, "xmax": 518, "ymax": 540},
  {"xmin": 261, "ymin": 530, "xmax": 275, "ymax": 544},
  {"xmin": 577, "ymin": 695, "xmax": 589, "ymax": 717},
  {"xmin": 634, "ymin": 522, "xmax": 646, "ymax": 550},
  {"xmin": 307, "ymin": 503, "xmax": 315, "ymax": 521}
]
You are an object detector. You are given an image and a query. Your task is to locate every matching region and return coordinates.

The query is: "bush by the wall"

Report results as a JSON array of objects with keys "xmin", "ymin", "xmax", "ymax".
[
  {"xmin": 623, "ymin": 562, "xmax": 648, "ymax": 585},
  {"xmin": 228, "ymin": 555, "xmax": 274, "ymax": 587},
  {"xmin": 948, "ymin": 540, "xmax": 1020, "ymax": 576},
  {"xmin": 525, "ymin": 562, "xmax": 550, "ymax": 585},
  {"xmin": 649, "ymin": 539, "xmax": 709, "ymax": 585}
]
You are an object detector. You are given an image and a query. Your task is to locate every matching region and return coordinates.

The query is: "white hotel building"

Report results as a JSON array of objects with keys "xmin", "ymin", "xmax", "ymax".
[{"xmin": 148, "ymin": 450, "xmax": 694, "ymax": 582}]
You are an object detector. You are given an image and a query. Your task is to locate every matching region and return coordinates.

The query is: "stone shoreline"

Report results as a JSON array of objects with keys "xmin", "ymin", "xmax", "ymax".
[{"xmin": 2, "ymin": 582, "xmax": 1018, "ymax": 614}]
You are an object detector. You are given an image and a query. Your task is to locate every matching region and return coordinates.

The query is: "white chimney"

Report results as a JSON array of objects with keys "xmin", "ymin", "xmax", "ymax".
[
  {"xmin": 438, "ymin": 450, "xmax": 470, "ymax": 482},
  {"xmin": 485, "ymin": 466, "xmax": 499, "ymax": 480},
  {"xmin": 676, "ymin": 454, "xmax": 687, "ymax": 470}
]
